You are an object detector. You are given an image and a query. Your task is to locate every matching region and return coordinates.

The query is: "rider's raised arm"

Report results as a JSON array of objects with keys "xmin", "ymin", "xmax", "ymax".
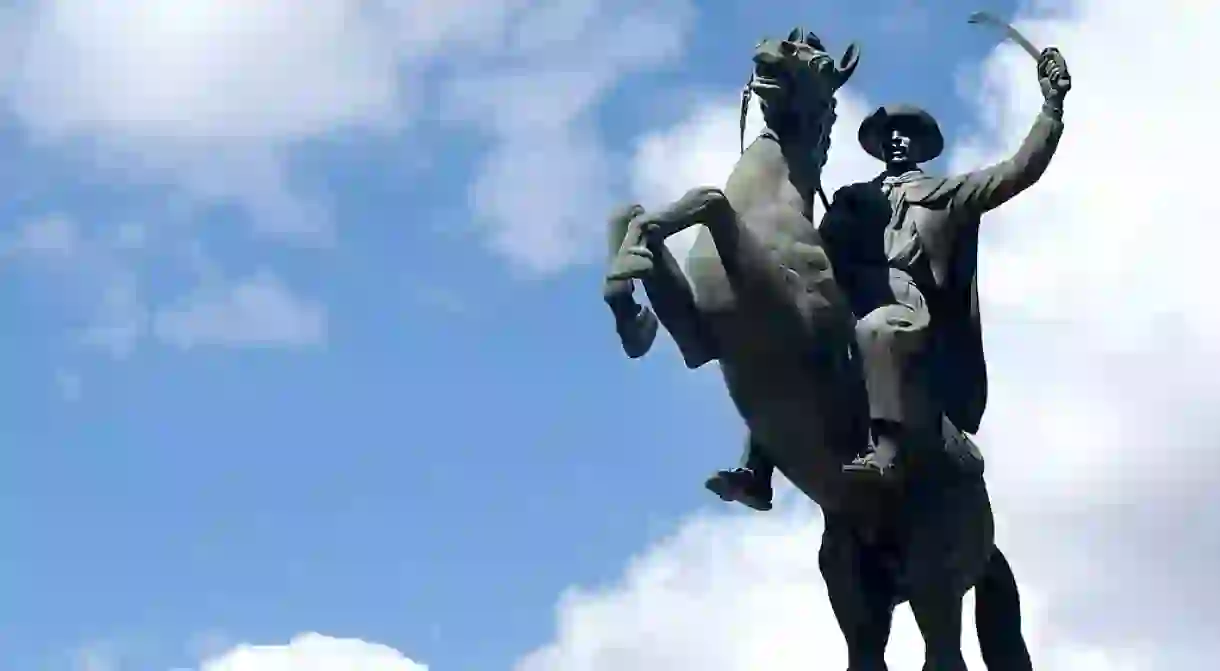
[
  {"xmin": 943, "ymin": 47, "xmax": 1072, "ymax": 216},
  {"xmin": 943, "ymin": 103, "xmax": 1064, "ymax": 216}
]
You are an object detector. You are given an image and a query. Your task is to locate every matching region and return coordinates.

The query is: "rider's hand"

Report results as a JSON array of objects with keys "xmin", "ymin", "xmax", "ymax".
[{"xmin": 1038, "ymin": 47, "xmax": 1071, "ymax": 104}]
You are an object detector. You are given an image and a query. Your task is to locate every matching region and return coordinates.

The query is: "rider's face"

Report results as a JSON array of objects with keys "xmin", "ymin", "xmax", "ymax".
[{"xmin": 882, "ymin": 126, "xmax": 914, "ymax": 165}]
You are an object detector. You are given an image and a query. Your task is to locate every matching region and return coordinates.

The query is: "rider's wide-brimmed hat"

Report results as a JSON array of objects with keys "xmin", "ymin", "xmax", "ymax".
[{"xmin": 857, "ymin": 104, "xmax": 945, "ymax": 163}]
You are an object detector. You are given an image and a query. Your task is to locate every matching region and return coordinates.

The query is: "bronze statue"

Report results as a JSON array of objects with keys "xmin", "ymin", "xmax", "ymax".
[
  {"xmin": 708, "ymin": 47, "xmax": 1069, "ymax": 504},
  {"xmin": 601, "ymin": 16, "xmax": 1070, "ymax": 669}
]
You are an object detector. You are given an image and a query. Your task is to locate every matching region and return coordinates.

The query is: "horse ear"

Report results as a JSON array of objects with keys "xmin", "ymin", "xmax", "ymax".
[
  {"xmin": 835, "ymin": 42, "xmax": 861, "ymax": 86},
  {"xmin": 787, "ymin": 26, "xmax": 803, "ymax": 42},
  {"xmin": 805, "ymin": 31, "xmax": 825, "ymax": 49}
]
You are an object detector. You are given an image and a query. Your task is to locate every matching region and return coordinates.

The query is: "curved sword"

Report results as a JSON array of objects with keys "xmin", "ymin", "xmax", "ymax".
[{"xmin": 968, "ymin": 11, "xmax": 1041, "ymax": 61}]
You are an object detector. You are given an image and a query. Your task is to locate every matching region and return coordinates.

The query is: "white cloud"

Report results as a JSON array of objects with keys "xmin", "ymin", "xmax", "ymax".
[
  {"xmin": 0, "ymin": 0, "xmax": 692, "ymax": 367},
  {"xmin": 3, "ymin": 216, "xmax": 332, "ymax": 359},
  {"xmin": 3, "ymin": 216, "xmax": 324, "ymax": 354},
  {"xmin": 444, "ymin": 0, "xmax": 693, "ymax": 274},
  {"xmin": 154, "ymin": 270, "xmax": 326, "ymax": 349},
  {"xmin": 516, "ymin": 496, "xmax": 1130, "ymax": 669},
  {"xmin": 197, "ymin": 633, "xmax": 427, "ymax": 671},
  {"xmin": 467, "ymin": 127, "xmax": 614, "ymax": 274},
  {"xmin": 0, "ymin": 0, "xmax": 417, "ymax": 237},
  {"xmin": 0, "ymin": 0, "xmax": 693, "ymax": 263},
  {"xmin": 521, "ymin": 0, "xmax": 1220, "ymax": 667},
  {"xmin": 2, "ymin": 215, "xmax": 149, "ymax": 357},
  {"xmin": 5, "ymin": 0, "xmax": 403, "ymax": 142}
]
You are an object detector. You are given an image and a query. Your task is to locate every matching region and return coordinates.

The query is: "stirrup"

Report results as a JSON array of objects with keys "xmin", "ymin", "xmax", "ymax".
[{"xmin": 842, "ymin": 453, "xmax": 900, "ymax": 482}]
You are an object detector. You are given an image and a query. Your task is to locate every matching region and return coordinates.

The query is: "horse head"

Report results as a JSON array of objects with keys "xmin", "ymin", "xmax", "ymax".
[{"xmin": 744, "ymin": 27, "xmax": 860, "ymax": 162}]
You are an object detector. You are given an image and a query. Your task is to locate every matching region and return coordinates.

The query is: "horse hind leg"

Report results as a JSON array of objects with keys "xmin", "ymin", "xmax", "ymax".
[
  {"xmin": 905, "ymin": 545, "xmax": 1030, "ymax": 671},
  {"xmin": 909, "ymin": 587, "xmax": 969, "ymax": 671},
  {"xmin": 604, "ymin": 203, "xmax": 716, "ymax": 368},
  {"xmin": 820, "ymin": 517, "xmax": 896, "ymax": 670},
  {"xmin": 973, "ymin": 547, "xmax": 1033, "ymax": 671}
]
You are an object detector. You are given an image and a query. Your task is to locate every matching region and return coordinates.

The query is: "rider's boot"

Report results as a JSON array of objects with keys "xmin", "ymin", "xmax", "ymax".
[
  {"xmin": 706, "ymin": 439, "xmax": 775, "ymax": 511},
  {"xmin": 705, "ymin": 467, "xmax": 774, "ymax": 511}
]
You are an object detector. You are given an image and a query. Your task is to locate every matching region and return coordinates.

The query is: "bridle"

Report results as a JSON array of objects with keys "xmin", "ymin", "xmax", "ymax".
[{"xmin": 737, "ymin": 73, "xmax": 834, "ymax": 219}]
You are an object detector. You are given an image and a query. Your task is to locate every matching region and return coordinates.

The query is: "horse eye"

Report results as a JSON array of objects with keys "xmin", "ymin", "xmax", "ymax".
[{"xmin": 780, "ymin": 40, "xmax": 797, "ymax": 55}]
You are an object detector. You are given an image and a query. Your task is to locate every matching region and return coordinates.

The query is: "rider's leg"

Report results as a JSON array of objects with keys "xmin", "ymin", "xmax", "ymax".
[
  {"xmin": 742, "ymin": 437, "xmax": 776, "ymax": 481},
  {"xmin": 843, "ymin": 270, "xmax": 934, "ymax": 482},
  {"xmin": 705, "ymin": 436, "xmax": 775, "ymax": 511}
]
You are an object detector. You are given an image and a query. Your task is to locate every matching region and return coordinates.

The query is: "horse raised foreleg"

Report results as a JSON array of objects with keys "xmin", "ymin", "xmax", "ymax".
[
  {"xmin": 642, "ymin": 234, "xmax": 718, "ymax": 368},
  {"xmin": 609, "ymin": 187, "xmax": 811, "ymax": 340},
  {"xmin": 604, "ymin": 203, "xmax": 716, "ymax": 367},
  {"xmin": 604, "ymin": 204, "xmax": 659, "ymax": 358}
]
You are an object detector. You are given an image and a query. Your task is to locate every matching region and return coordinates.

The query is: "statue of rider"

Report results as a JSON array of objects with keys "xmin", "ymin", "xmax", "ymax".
[{"xmin": 706, "ymin": 46, "xmax": 1072, "ymax": 509}]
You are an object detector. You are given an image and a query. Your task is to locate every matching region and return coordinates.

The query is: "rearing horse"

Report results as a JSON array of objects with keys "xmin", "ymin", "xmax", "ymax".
[{"xmin": 602, "ymin": 27, "xmax": 1032, "ymax": 670}]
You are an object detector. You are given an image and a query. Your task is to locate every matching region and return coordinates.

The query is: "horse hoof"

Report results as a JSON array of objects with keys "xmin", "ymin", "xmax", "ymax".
[
  {"xmin": 618, "ymin": 306, "xmax": 658, "ymax": 358},
  {"xmin": 609, "ymin": 203, "xmax": 646, "ymax": 226}
]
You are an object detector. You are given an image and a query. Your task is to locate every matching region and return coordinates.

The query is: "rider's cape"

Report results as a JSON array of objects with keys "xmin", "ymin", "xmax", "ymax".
[{"xmin": 893, "ymin": 173, "xmax": 988, "ymax": 437}]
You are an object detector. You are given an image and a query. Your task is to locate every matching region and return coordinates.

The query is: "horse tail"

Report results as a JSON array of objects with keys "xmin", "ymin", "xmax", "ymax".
[{"xmin": 973, "ymin": 546, "xmax": 1033, "ymax": 671}]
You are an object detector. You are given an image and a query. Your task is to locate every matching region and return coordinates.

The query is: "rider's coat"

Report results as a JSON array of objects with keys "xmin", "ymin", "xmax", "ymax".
[{"xmin": 819, "ymin": 103, "xmax": 1064, "ymax": 433}]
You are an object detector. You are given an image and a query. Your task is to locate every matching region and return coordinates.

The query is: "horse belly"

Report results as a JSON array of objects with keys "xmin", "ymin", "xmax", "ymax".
[
  {"xmin": 720, "ymin": 358, "xmax": 863, "ymax": 511},
  {"xmin": 684, "ymin": 230, "xmax": 736, "ymax": 313}
]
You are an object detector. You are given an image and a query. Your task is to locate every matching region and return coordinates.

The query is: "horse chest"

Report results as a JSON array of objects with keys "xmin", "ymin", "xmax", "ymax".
[{"xmin": 685, "ymin": 201, "xmax": 826, "ymax": 313}]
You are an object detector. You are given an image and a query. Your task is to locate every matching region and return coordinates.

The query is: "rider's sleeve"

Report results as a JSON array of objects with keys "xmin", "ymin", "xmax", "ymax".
[{"xmin": 944, "ymin": 103, "xmax": 1064, "ymax": 215}]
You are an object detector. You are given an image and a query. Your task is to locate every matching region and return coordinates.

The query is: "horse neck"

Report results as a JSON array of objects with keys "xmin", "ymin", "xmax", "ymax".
[{"xmin": 725, "ymin": 100, "xmax": 836, "ymax": 219}]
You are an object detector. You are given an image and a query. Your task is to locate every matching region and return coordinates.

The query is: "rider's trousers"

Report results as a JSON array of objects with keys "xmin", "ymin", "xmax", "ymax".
[{"xmin": 851, "ymin": 267, "xmax": 935, "ymax": 430}]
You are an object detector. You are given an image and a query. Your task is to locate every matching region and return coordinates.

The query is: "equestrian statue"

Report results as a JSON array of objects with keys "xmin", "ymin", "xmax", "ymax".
[{"xmin": 601, "ymin": 17, "xmax": 1071, "ymax": 670}]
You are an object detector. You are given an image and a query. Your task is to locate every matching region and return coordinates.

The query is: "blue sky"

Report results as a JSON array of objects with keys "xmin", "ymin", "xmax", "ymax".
[{"xmin": 5, "ymin": 0, "xmax": 1218, "ymax": 669}]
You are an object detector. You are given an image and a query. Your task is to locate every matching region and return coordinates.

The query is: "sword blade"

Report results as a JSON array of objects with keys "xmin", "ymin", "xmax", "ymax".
[{"xmin": 968, "ymin": 11, "xmax": 1041, "ymax": 61}]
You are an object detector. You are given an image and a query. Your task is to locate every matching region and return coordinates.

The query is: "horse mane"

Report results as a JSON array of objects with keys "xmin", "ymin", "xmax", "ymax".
[
  {"xmin": 810, "ymin": 95, "xmax": 837, "ymax": 179},
  {"xmin": 740, "ymin": 79, "xmax": 840, "ymax": 220},
  {"xmin": 773, "ymin": 95, "xmax": 840, "ymax": 219}
]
